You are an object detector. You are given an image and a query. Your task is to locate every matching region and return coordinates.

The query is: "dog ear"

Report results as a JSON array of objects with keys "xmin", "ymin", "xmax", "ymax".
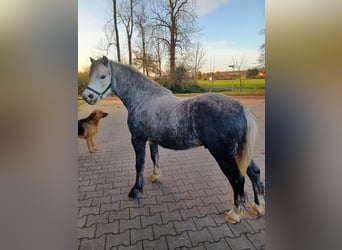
[
  {"xmin": 101, "ymin": 56, "xmax": 109, "ymax": 66},
  {"xmin": 90, "ymin": 111, "xmax": 97, "ymax": 119},
  {"xmin": 90, "ymin": 57, "xmax": 95, "ymax": 64}
]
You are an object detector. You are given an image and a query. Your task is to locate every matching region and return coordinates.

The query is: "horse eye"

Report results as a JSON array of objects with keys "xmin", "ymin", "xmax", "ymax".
[{"xmin": 100, "ymin": 75, "xmax": 106, "ymax": 79}]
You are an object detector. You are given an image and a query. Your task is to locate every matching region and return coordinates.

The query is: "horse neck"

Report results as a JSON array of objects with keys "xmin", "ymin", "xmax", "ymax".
[{"xmin": 110, "ymin": 61, "xmax": 171, "ymax": 110}]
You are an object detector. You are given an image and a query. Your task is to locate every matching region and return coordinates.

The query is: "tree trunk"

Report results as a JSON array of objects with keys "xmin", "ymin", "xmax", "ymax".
[
  {"xmin": 113, "ymin": 0, "xmax": 121, "ymax": 62},
  {"xmin": 128, "ymin": 0, "xmax": 133, "ymax": 65},
  {"xmin": 169, "ymin": 6, "xmax": 176, "ymax": 86}
]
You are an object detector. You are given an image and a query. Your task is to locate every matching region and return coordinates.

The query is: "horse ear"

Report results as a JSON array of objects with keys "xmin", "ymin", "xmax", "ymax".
[
  {"xmin": 90, "ymin": 57, "xmax": 95, "ymax": 64},
  {"xmin": 101, "ymin": 56, "xmax": 109, "ymax": 66}
]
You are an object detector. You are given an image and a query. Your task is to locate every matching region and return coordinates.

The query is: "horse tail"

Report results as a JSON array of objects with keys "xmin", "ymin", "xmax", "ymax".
[{"xmin": 236, "ymin": 107, "xmax": 258, "ymax": 175}]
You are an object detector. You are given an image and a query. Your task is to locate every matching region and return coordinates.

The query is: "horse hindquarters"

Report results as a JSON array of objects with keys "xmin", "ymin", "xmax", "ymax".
[{"xmin": 193, "ymin": 99, "xmax": 258, "ymax": 223}]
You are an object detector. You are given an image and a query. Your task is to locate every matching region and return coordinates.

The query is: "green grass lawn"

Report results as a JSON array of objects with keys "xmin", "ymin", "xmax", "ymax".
[
  {"xmin": 78, "ymin": 99, "xmax": 85, "ymax": 112},
  {"xmin": 78, "ymin": 99, "xmax": 85, "ymax": 106},
  {"xmin": 197, "ymin": 79, "xmax": 265, "ymax": 94}
]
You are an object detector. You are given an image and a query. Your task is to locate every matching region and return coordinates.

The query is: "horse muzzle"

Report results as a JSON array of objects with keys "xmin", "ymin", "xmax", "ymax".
[{"xmin": 82, "ymin": 89, "xmax": 99, "ymax": 105}]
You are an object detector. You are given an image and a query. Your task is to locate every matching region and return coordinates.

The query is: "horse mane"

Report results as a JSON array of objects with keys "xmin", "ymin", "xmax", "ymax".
[{"xmin": 111, "ymin": 61, "xmax": 172, "ymax": 97}]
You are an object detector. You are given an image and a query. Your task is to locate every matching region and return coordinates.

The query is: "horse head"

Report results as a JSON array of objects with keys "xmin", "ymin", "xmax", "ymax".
[{"xmin": 82, "ymin": 56, "xmax": 114, "ymax": 105}]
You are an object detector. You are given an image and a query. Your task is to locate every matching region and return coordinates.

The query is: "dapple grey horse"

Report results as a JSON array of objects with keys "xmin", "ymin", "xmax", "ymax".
[{"xmin": 82, "ymin": 56, "xmax": 265, "ymax": 223}]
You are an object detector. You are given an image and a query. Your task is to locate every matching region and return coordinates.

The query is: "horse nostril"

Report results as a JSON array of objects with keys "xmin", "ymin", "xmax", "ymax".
[{"xmin": 88, "ymin": 93, "xmax": 94, "ymax": 99}]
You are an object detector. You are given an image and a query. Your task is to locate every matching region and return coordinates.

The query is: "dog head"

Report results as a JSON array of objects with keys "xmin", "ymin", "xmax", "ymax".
[{"xmin": 90, "ymin": 109, "xmax": 108, "ymax": 120}]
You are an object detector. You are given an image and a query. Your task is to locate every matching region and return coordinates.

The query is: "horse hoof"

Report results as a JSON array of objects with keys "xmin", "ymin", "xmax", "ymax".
[
  {"xmin": 128, "ymin": 186, "xmax": 143, "ymax": 199},
  {"xmin": 225, "ymin": 208, "xmax": 245, "ymax": 224},
  {"xmin": 149, "ymin": 171, "xmax": 161, "ymax": 182},
  {"xmin": 250, "ymin": 195, "xmax": 265, "ymax": 215},
  {"xmin": 128, "ymin": 188, "xmax": 139, "ymax": 199}
]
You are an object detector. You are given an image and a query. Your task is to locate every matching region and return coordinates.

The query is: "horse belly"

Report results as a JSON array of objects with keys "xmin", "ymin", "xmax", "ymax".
[{"xmin": 149, "ymin": 125, "xmax": 202, "ymax": 150}]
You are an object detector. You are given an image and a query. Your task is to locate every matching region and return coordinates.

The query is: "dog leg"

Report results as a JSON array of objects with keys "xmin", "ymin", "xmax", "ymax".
[
  {"xmin": 86, "ymin": 137, "xmax": 95, "ymax": 153},
  {"xmin": 91, "ymin": 137, "xmax": 98, "ymax": 151}
]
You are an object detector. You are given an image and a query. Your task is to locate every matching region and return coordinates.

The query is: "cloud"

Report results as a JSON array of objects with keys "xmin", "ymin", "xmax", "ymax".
[{"xmin": 195, "ymin": 0, "xmax": 231, "ymax": 16}]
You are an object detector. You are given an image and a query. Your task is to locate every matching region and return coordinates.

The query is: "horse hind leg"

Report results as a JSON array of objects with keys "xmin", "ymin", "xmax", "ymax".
[
  {"xmin": 247, "ymin": 160, "xmax": 265, "ymax": 216},
  {"xmin": 210, "ymin": 150, "xmax": 247, "ymax": 224},
  {"xmin": 149, "ymin": 142, "xmax": 161, "ymax": 182}
]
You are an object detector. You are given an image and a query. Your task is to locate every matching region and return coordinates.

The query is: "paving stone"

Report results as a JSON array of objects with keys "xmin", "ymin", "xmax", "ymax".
[
  {"xmin": 149, "ymin": 203, "xmax": 169, "ymax": 214},
  {"xmin": 228, "ymin": 220, "xmax": 254, "ymax": 237},
  {"xmin": 152, "ymin": 221, "xmax": 177, "ymax": 239},
  {"xmin": 85, "ymin": 190, "xmax": 104, "ymax": 199},
  {"xmin": 188, "ymin": 189, "xmax": 207, "ymax": 199},
  {"xmin": 143, "ymin": 236, "xmax": 168, "ymax": 249},
  {"xmin": 78, "ymin": 216, "xmax": 87, "ymax": 228},
  {"xmin": 200, "ymin": 194, "xmax": 222, "ymax": 206},
  {"xmin": 79, "ymin": 205, "xmax": 100, "ymax": 217},
  {"xmin": 109, "ymin": 208, "xmax": 130, "ymax": 221},
  {"xmin": 138, "ymin": 196, "xmax": 157, "ymax": 206},
  {"xmin": 96, "ymin": 182, "xmax": 113, "ymax": 191},
  {"xmin": 180, "ymin": 243, "xmax": 207, "ymax": 250},
  {"xmin": 226, "ymin": 233, "xmax": 256, "ymax": 250},
  {"xmin": 106, "ymin": 231, "xmax": 130, "ymax": 249},
  {"xmin": 100, "ymin": 202, "xmax": 120, "ymax": 213},
  {"xmin": 197, "ymin": 203, "xmax": 219, "ymax": 217},
  {"xmin": 246, "ymin": 217, "xmax": 266, "ymax": 233},
  {"xmin": 119, "ymin": 216, "xmax": 141, "ymax": 233},
  {"xmin": 92, "ymin": 195, "xmax": 112, "ymax": 206},
  {"xmin": 205, "ymin": 238, "xmax": 232, "ymax": 250},
  {"xmin": 188, "ymin": 227, "xmax": 214, "ymax": 246},
  {"xmin": 117, "ymin": 241, "xmax": 143, "ymax": 250},
  {"xmin": 120, "ymin": 199, "xmax": 140, "ymax": 210},
  {"xmin": 86, "ymin": 212, "xmax": 109, "ymax": 227},
  {"xmin": 160, "ymin": 210, "xmax": 182, "ymax": 224},
  {"xmin": 79, "ymin": 198, "xmax": 93, "ymax": 208},
  {"xmin": 156, "ymin": 194, "xmax": 175, "ymax": 203},
  {"xmin": 184, "ymin": 197, "xmax": 204, "ymax": 209},
  {"xmin": 78, "ymin": 224, "xmax": 96, "ymax": 239},
  {"xmin": 80, "ymin": 235, "xmax": 106, "ymax": 250},
  {"xmin": 106, "ymin": 186, "xmax": 122, "ymax": 194},
  {"xmin": 141, "ymin": 213, "xmax": 162, "ymax": 228},
  {"xmin": 246, "ymin": 230, "xmax": 265, "ymax": 249},
  {"xmin": 79, "ymin": 184, "xmax": 97, "ymax": 192},
  {"xmin": 208, "ymin": 223, "xmax": 235, "ymax": 240},
  {"xmin": 173, "ymin": 218, "xmax": 197, "ymax": 234},
  {"xmin": 179, "ymin": 207, "xmax": 201, "ymax": 220},
  {"xmin": 130, "ymin": 206, "xmax": 150, "ymax": 219},
  {"xmin": 166, "ymin": 231, "xmax": 192, "ymax": 249},
  {"xmin": 96, "ymin": 221, "xmax": 119, "ymax": 237},
  {"xmin": 130, "ymin": 225, "xmax": 154, "ymax": 245},
  {"xmin": 193, "ymin": 215, "xmax": 217, "ymax": 230}
]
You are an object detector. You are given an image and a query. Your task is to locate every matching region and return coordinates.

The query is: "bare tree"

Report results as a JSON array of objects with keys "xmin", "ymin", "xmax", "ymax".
[
  {"xmin": 151, "ymin": 0, "xmax": 198, "ymax": 86},
  {"xmin": 232, "ymin": 55, "xmax": 247, "ymax": 91},
  {"xmin": 112, "ymin": 0, "xmax": 121, "ymax": 62},
  {"xmin": 190, "ymin": 42, "xmax": 206, "ymax": 81},
  {"xmin": 134, "ymin": 0, "xmax": 150, "ymax": 75},
  {"xmin": 97, "ymin": 23, "xmax": 115, "ymax": 57},
  {"xmin": 152, "ymin": 39, "xmax": 164, "ymax": 79},
  {"xmin": 118, "ymin": 0, "xmax": 135, "ymax": 65},
  {"xmin": 257, "ymin": 29, "xmax": 265, "ymax": 68}
]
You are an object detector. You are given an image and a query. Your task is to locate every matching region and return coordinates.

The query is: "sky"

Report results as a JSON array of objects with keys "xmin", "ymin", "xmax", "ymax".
[{"xmin": 78, "ymin": 0, "xmax": 265, "ymax": 72}]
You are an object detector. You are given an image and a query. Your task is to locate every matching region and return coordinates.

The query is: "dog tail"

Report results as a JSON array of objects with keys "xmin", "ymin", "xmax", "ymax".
[{"xmin": 236, "ymin": 107, "xmax": 258, "ymax": 175}]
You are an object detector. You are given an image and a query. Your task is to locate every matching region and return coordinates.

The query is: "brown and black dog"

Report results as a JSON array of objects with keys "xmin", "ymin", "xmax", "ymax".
[{"xmin": 78, "ymin": 109, "xmax": 108, "ymax": 153}]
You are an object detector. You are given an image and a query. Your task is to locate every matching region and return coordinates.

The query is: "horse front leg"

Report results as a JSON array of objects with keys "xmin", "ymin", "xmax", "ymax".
[
  {"xmin": 149, "ymin": 142, "xmax": 161, "ymax": 182},
  {"xmin": 247, "ymin": 160, "xmax": 265, "ymax": 215},
  {"xmin": 128, "ymin": 137, "xmax": 146, "ymax": 199}
]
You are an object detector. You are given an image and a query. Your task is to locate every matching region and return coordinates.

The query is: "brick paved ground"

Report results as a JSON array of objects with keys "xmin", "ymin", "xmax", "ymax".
[{"xmin": 78, "ymin": 96, "xmax": 265, "ymax": 250}]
